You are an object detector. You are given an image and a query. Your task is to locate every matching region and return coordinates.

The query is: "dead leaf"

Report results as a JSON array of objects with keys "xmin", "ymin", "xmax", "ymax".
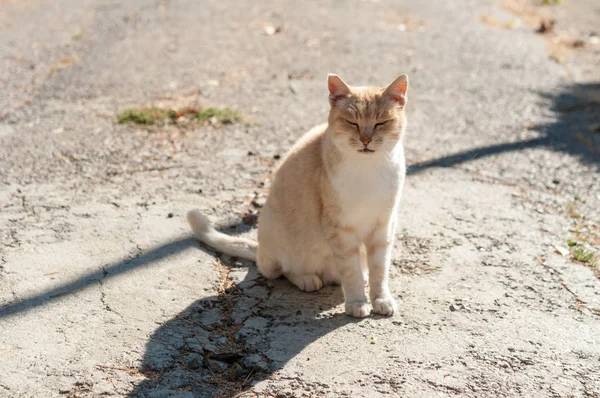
[
  {"xmin": 570, "ymin": 40, "xmax": 585, "ymax": 48},
  {"xmin": 50, "ymin": 57, "xmax": 76, "ymax": 74},
  {"xmin": 537, "ymin": 19, "xmax": 555, "ymax": 34}
]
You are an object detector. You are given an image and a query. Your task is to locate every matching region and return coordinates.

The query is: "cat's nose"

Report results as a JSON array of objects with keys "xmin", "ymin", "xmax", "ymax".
[{"xmin": 360, "ymin": 137, "xmax": 371, "ymax": 145}]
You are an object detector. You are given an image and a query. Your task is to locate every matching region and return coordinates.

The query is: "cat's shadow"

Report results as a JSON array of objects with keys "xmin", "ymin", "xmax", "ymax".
[{"xmin": 128, "ymin": 243, "xmax": 361, "ymax": 397}]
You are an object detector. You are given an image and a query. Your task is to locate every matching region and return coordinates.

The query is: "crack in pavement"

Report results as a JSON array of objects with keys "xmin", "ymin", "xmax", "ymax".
[
  {"xmin": 97, "ymin": 263, "xmax": 122, "ymax": 317},
  {"xmin": 201, "ymin": 258, "xmax": 273, "ymax": 397}
]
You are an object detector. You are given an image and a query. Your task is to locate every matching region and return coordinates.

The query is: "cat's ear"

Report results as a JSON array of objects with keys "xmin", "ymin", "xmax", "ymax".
[
  {"xmin": 327, "ymin": 74, "xmax": 351, "ymax": 104},
  {"xmin": 383, "ymin": 74, "xmax": 408, "ymax": 107}
]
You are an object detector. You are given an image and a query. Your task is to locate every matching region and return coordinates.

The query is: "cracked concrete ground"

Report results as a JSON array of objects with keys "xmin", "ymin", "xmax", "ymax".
[{"xmin": 1, "ymin": 0, "xmax": 600, "ymax": 397}]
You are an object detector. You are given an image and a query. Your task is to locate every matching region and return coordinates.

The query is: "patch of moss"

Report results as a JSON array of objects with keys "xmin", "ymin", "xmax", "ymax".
[
  {"xmin": 573, "ymin": 248, "xmax": 596, "ymax": 265},
  {"xmin": 117, "ymin": 107, "xmax": 171, "ymax": 125},
  {"xmin": 116, "ymin": 106, "xmax": 241, "ymax": 126},
  {"xmin": 193, "ymin": 107, "xmax": 241, "ymax": 124}
]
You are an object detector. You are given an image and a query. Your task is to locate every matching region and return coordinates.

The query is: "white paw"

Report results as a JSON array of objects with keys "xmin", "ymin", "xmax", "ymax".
[
  {"xmin": 371, "ymin": 295, "xmax": 397, "ymax": 316},
  {"xmin": 345, "ymin": 301, "xmax": 372, "ymax": 318},
  {"xmin": 298, "ymin": 275, "xmax": 323, "ymax": 292}
]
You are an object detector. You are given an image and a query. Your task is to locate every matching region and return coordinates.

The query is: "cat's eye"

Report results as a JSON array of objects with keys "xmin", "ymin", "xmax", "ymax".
[
  {"xmin": 375, "ymin": 120, "xmax": 392, "ymax": 129},
  {"xmin": 345, "ymin": 120, "xmax": 359, "ymax": 130}
]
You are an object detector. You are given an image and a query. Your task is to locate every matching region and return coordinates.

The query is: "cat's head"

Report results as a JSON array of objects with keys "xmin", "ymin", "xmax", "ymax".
[{"xmin": 327, "ymin": 74, "xmax": 408, "ymax": 156}]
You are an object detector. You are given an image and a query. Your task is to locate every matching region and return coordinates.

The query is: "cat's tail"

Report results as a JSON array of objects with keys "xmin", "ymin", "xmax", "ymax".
[{"xmin": 186, "ymin": 209, "xmax": 257, "ymax": 261}]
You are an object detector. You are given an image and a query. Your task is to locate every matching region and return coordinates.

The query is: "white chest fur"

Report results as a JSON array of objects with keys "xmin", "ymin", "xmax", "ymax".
[{"xmin": 330, "ymin": 147, "xmax": 405, "ymax": 239}]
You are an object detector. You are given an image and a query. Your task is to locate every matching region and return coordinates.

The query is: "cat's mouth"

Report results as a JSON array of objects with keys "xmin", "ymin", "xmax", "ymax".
[{"xmin": 358, "ymin": 148, "xmax": 375, "ymax": 153}]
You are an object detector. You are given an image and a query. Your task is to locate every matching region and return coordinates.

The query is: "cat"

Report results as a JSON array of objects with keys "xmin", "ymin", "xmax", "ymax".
[{"xmin": 188, "ymin": 74, "xmax": 408, "ymax": 317}]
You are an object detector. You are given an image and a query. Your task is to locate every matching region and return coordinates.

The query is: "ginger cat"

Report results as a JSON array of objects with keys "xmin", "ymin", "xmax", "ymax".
[{"xmin": 188, "ymin": 74, "xmax": 408, "ymax": 317}]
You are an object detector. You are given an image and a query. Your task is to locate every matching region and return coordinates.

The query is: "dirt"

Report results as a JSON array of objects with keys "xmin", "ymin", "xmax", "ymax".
[{"xmin": 1, "ymin": 0, "xmax": 599, "ymax": 397}]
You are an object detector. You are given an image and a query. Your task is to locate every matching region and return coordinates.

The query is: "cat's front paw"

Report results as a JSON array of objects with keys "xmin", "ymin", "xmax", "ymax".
[
  {"xmin": 345, "ymin": 301, "xmax": 372, "ymax": 318},
  {"xmin": 372, "ymin": 295, "xmax": 397, "ymax": 316}
]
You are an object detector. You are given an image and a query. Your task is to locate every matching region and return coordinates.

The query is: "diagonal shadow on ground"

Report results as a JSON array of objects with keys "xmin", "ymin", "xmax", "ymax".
[
  {"xmin": 127, "ymin": 252, "xmax": 356, "ymax": 398},
  {"xmin": 0, "ymin": 219, "xmax": 256, "ymax": 320},
  {"xmin": 0, "ymin": 237, "xmax": 198, "ymax": 319},
  {"xmin": 409, "ymin": 82, "xmax": 600, "ymax": 176}
]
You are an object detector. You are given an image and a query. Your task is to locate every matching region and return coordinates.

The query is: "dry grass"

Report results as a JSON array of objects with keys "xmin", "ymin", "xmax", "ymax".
[
  {"xmin": 205, "ymin": 259, "xmax": 265, "ymax": 398},
  {"xmin": 117, "ymin": 106, "xmax": 241, "ymax": 127}
]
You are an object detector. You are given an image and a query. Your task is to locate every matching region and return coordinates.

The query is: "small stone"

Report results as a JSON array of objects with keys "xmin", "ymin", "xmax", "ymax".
[
  {"xmin": 160, "ymin": 369, "xmax": 196, "ymax": 390},
  {"xmin": 273, "ymin": 154, "xmax": 281, "ymax": 160},
  {"xmin": 206, "ymin": 359, "xmax": 228, "ymax": 373},
  {"xmin": 242, "ymin": 354, "xmax": 269, "ymax": 371},
  {"xmin": 216, "ymin": 336, "xmax": 227, "ymax": 345},
  {"xmin": 554, "ymin": 245, "xmax": 569, "ymax": 257},
  {"xmin": 252, "ymin": 197, "xmax": 267, "ymax": 208},
  {"xmin": 263, "ymin": 24, "xmax": 282, "ymax": 36},
  {"xmin": 184, "ymin": 338, "xmax": 205, "ymax": 354},
  {"xmin": 228, "ymin": 268, "xmax": 250, "ymax": 285},
  {"xmin": 232, "ymin": 297, "xmax": 258, "ymax": 324},
  {"xmin": 167, "ymin": 213, "xmax": 173, "ymax": 218},
  {"xmin": 199, "ymin": 308, "xmax": 221, "ymax": 327},
  {"xmin": 244, "ymin": 285, "xmax": 268, "ymax": 300},
  {"xmin": 236, "ymin": 317, "xmax": 268, "ymax": 340},
  {"xmin": 238, "ymin": 267, "xmax": 261, "ymax": 289},
  {"xmin": 182, "ymin": 353, "xmax": 203, "ymax": 370},
  {"xmin": 243, "ymin": 317, "xmax": 268, "ymax": 330},
  {"xmin": 142, "ymin": 347, "xmax": 175, "ymax": 371}
]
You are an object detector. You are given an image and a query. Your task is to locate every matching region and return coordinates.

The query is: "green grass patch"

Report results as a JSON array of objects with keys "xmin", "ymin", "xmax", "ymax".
[
  {"xmin": 117, "ymin": 107, "xmax": 172, "ymax": 125},
  {"xmin": 573, "ymin": 248, "xmax": 597, "ymax": 265},
  {"xmin": 117, "ymin": 106, "xmax": 241, "ymax": 127},
  {"xmin": 193, "ymin": 107, "xmax": 241, "ymax": 124}
]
